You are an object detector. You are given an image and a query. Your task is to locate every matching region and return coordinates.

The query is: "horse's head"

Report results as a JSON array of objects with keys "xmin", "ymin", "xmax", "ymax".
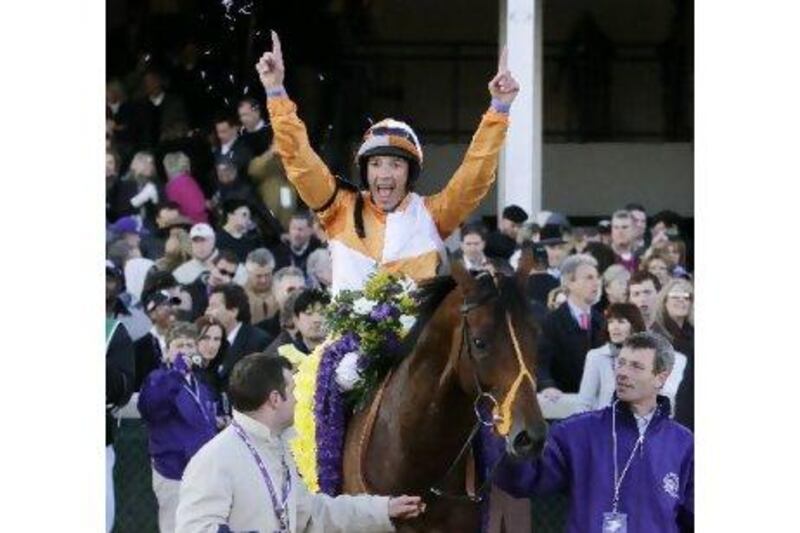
[{"xmin": 449, "ymin": 250, "xmax": 548, "ymax": 459}]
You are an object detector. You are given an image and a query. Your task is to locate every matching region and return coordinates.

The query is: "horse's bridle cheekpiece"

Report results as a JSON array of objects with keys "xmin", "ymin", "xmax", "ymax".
[{"xmin": 430, "ymin": 272, "xmax": 537, "ymax": 502}]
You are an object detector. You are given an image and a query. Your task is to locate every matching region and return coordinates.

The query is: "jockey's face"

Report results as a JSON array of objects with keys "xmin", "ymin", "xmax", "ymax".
[{"xmin": 366, "ymin": 155, "xmax": 409, "ymax": 212}]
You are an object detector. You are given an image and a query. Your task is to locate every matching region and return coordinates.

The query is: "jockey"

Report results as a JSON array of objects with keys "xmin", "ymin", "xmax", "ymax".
[{"xmin": 256, "ymin": 32, "xmax": 520, "ymax": 293}]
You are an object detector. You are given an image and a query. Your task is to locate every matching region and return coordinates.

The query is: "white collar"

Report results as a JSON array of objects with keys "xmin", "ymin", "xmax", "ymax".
[
  {"xmin": 220, "ymin": 137, "xmax": 236, "ymax": 155},
  {"xmin": 463, "ymin": 255, "xmax": 486, "ymax": 271},
  {"xmin": 149, "ymin": 92, "xmax": 165, "ymax": 106},
  {"xmin": 232, "ymin": 410, "xmax": 292, "ymax": 445},
  {"xmin": 227, "ymin": 322, "xmax": 243, "ymax": 345},
  {"xmin": 246, "ymin": 120, "xmax": 266, "ymax": 133},
  {"xmin": 633, "ymin": 408, "xmax": 656, "ymax": 436},
  {"xmin": 108, "ymin": 101, "xmax": 121, "ymax": 114},
  {"xmin": 567, "ymin": 298, "xmax": 591, "ymax": 321},
  {"xmin": 149, "ymin": 327, "xmax": 168, "ymax": 354}
]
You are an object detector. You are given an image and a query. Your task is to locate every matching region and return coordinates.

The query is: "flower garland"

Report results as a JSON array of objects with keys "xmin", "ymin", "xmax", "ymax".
[{"xmin": 289, "ymin": 271, "xmax": 417, "ymax": 495}]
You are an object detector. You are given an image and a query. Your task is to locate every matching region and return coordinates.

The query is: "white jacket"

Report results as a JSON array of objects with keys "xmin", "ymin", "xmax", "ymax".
[
  {"xmin": 176, "ymin": 411, "xmax": 395, "ymax": 533},
  {"xmin": 576, "ymin": 343, "xmax": 687, "ymax": 414}
]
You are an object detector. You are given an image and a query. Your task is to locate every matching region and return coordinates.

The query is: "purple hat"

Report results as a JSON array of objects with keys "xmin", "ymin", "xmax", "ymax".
[{"xmin": 110, "ymin": 216, "xmax": 149, "ymax": 236}]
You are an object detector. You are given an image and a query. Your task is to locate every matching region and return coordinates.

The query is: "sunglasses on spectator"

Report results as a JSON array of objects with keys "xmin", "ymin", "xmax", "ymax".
[{"xmin": 218, "ymin": 268, "xmax": 236, "ymax": 278}]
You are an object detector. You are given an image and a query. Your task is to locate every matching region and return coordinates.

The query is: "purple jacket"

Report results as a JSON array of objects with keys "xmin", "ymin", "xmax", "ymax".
[
  {"xmin": 481, "ymin": 396, "xmax": 693, "ymax": 532},
  {"xmin": 138, "ymin": 365, "xmax": 219, "ymax": 480}
]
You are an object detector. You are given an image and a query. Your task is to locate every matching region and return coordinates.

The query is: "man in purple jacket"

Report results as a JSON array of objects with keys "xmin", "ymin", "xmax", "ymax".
[
  {"xmin": 482, "ymin": 332, "xmax": 693, "ymax": 532},
  {"xmin": 138, "ymin": 321, "xmax": 219, "ymax": 533}
]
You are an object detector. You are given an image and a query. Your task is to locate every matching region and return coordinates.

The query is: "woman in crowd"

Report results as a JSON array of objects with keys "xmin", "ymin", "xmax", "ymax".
[
  {"xmin": 577, "ymin": 302, "xmax": 686, "ymax": 413},
  {"xmin": 651, "ymin": 278, "xmax": 695, "ymax": 429},
  {"xmin": 602, "ymin": 264, "xmax": 630, "ymax": 305},
  {"xmin": 126, "ymin": 151, "xmax": 163, "ymax": 230},
  {"xmin": 194, "ymin": 315, "xmax": 230, "ymax": 426},
  {"xmin": 640, "ymin": 248, "xmax": 674, "ymax": 287}
]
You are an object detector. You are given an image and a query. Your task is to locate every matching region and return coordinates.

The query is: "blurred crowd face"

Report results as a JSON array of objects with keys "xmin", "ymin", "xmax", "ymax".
[
  {"xmin": 156, "ymin": 206, "xmax": 181, "ymax": 229},
  {"xmin": 567, "ymin": 264, "xmax": 601, "ymax": 307},
  {"xmin": 499, "ymin": 217, "xmax": 521, "ymax": 240},
  {"xmin": 461, "ymin": 233, "xmax": 486, "ymax": 264},
  {"xmin": 366, "ymin": 155, "xmax": 409, "ymax": 212},
  {"xmin": 605, "ymin": 278, "xmax": 629, "ymax": 304},
  {"xmin": 209, "ymin": 259, "xmax": 238, "ymax": 287},
  {"xmin": 150, "ymin": 302, "xmax": 177, "ymax": 331},
  {"xmin": 607, "ymin": 317, "xmax": 633, "ymax": 345},
  {"xmin": 647, "ymin": 258, "xmax": 671, "ymax": 287},
  {"xmin": 167, "ymin": 335, "xmax": 197, "ymax": 364},
  {"xmin": 237, "ymin": 101, "xmax": 261, "ymax": 131},
  {"xmin": 143, "ymin": 72, "xmax": 163, "ymax": 98},
  {"xmin": 130, "ymin": 153, "xmax": 156, "ymax": 179},
  {"xmin": 246, "ymin": 262, "xmax": 274, "ymax": 293},
  {"xmin": 206, "ymin": 293, "xmax": 237, "ymax": 329},
  {"xmin": 288, "ymin": 217, "xmax": 313, "ymax": 251},
  {"xmin": 665, "ymin": 288, "xmax": 693, "ymax": 324},
  {"xmin": 198, "ymin": 324, "xmax": 224, "ymax": 362},
  {"xmin": 191, "ymin": 236, "xmax": 216, "ymax": 262},
  {"xmin": 295, "ymin": 303, "xmax": 327, "ymax": 345},
  {"xmin": 545, "ymin": 243, "xmax": 569, "ymax": 270},
  {"xmin": 629, "ymin": 209, "xmax": 647, "ymax": 241},
  {"xmin": 216, "ymin": 163, "xmax": 237, "ymax": 185},
  {"xmin": 629, "ymin": 280, "xmax": 658, "ymax": 323},
  {"xmin": 273, "ymin": 275, "xmax": 306, "ymax": 307},
  {"xmin": 611, "ymin": 217, "xmax": 633, "ymax": 249},
  {"xmin": 227, "ymin": 206, "xmax": 252, "ymax": 234},
  {"xmin": 106, "ymin": 153, "xmax": 118, "ymax": 179},
  {"xmin": 215, "ymin": 121, "xmax": 238, "ymax": 145}
]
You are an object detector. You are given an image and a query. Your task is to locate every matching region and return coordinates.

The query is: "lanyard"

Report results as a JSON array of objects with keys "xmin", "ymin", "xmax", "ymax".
[
  {"xmin": 611, "ymin": 401, "xmax": 650, "ymax": 514},
  {"xmin": 181, "ymin": 375, "xmax": 213, "ymax": 426},
  {"xmin": 232, "ymin": 421, "xmax": 292, "ymax": 532}
]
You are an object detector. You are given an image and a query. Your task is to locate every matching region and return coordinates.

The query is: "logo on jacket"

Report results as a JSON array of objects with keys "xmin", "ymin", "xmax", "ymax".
[{"xmin": 662, "ymin": 472, "xmax": 679, "ymax": 499}]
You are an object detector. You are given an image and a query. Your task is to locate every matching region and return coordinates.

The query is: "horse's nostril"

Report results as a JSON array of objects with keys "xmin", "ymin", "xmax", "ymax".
[{"xmin": 513, "ymin": 431, "xmax": 533, "ymax": 450}]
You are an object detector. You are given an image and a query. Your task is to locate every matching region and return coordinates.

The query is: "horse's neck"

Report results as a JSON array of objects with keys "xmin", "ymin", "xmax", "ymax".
[{"xmin": 366, "ymin": 288, "xmax": 476, "ymax": 489}]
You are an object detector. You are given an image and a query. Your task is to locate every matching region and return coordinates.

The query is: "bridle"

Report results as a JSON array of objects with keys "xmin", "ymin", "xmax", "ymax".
[{"xmin": 429, "ymin": 274, "xmax": 537, "ymax": 502}]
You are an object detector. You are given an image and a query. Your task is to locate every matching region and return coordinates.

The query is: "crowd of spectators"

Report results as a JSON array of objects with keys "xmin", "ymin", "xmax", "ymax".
[{"xmin": 104, "ymin": 56, "xmax": 694, "ymax": 532}]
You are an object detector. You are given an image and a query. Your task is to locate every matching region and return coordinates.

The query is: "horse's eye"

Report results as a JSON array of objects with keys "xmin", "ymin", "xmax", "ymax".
[{"xmin": 473, "ymin": 338, "xmax": 487, "ymax": 350}]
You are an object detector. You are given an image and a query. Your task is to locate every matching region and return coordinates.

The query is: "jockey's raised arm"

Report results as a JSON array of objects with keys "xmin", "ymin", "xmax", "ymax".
[
  {"xmin": 257, "ymin": 32, "xmax": 520, "ymax": 292},
  {"xmin": 256, "ymin": 32, "xmax": 337, "ymax": 211}
]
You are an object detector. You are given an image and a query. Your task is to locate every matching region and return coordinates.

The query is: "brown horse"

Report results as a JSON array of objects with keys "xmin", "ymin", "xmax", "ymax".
[{"xmin": 342, "ymin": 256, "xmax": 548, "ymax": 532}]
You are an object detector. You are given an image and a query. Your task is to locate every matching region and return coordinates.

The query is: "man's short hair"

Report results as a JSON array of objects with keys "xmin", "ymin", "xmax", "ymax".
[
  {"xmin": 502, "ymin": 205, "xmax": 528, "ymax": 224},
  {"xmin": 629, "ymin": 271, "xmax": 662, "ymax": 292},
  {"xmin": 214, "ymin": 112, "xmax": 239, "ymax": 128},
  {"xmin": 611, "ymin": 209, "xmax": 632, "ymax": 222},
  {"xmin": 623, "ymin": 331, "xmax": 675, "ymax": 374},
  {"xmin": 306, "ymin": 248, "xmax": 331, "ymax": 275},
  {"xmin": 156, "ymin": 201, "xmax": 181, "ymax": 216},
  {"xmin": 559, "ymin": 253, "xmax": 598, "ymax": 285},
  {"xmin": 210, "ymin": 283, "xmax": 252, "ymax": 324},
  {"xmin": 293, "ymin": 288, "xmax": 331, "ymax": 316},
  {"xmin": 166, "ymin": 321, "xmax": 198, "ymax": 348},
  {"xmin": 651, "ymin": 210, "xmax": 682, "ymax": 229},
  {"xmin": 213, "ymin": 249, "xmax": 240, "ymax": 266},
  {"xmin": 625, "ymin": 203, "xmax": 646, "ymax": 214},
  {"xmin": 246, "ymin": 248, "xmax": 276, "ymax": 270},
  {"xmin": 274, "ymin": 266, "xmax": 306, "ymax": 285},
  {"xmin": 163, "ymin": 151, "xmax": 191, "ymax": 179},
  {"xmin": 290, "ymin": 209, "xmax": 313, "ymax": 226},
  {"xmin": 461, "ymin": 223, "xmax": 488, "ymax": 241},
  {"xmin": 238, "ymin": 97, "xmax": 262, "ymax": 113},
  {"xmin": 228, "ymin": 353, "xmax": 293, "ymax": 411}
]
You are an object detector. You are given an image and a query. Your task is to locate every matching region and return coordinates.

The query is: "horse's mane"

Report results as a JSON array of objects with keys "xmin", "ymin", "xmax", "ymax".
[{"xmin": 395, "ymin": 272, "xmax": 531, "ymax": 363}]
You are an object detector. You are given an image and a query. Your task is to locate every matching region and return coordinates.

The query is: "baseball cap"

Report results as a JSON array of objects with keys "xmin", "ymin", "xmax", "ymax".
[
  {"xmin": 142, "ymin": 289, "xmax": 181, "ymax": 313},
  {"xmin": 190, "ymin": 223, "xmax": 215, "ymax": 240}
]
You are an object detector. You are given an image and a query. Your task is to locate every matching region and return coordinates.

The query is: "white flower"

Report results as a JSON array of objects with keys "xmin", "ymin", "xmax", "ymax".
[
  {"xmin": 399, "ymin": 277, "xmax": 417, "ymax": 294},
  {"xmin": 353, "ymin": 297, "xmax": 377, "ymax": 316},
  {"xmin": 400, "ymin": 314, "xmax": 416, "ymax": 332},
  {"xmin": 335, "ymin": 352, "xmax": 363, "ymax": 391}
]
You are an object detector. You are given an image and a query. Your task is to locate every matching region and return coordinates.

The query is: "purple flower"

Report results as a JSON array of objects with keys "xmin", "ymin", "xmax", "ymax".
[
  {"xmin": 369, "ymin": 303, "xmax": 399, "ymax": 322},
  {"xmin": 313, "ymin": 335, "xmax": 360, "ymax": 495}
]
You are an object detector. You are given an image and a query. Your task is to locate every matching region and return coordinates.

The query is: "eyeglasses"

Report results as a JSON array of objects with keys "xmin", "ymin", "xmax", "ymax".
[{"xmin": 667, "ymin": 292, "xmax": 692, "ymax": 301}]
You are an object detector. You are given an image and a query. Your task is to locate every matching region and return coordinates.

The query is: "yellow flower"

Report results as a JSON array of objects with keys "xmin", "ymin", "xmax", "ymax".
[{"xmin": 289, "ymin": 339, "xmax": 331, "ymax": 492}]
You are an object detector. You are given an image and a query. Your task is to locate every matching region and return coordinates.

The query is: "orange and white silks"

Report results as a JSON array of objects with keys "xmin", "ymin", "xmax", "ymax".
[{"xmin": 266, "ymin": 96, "xmax": 509, "ymax": 293}]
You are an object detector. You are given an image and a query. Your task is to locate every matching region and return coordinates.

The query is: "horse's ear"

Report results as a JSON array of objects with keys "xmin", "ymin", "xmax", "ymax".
[
  {"xmin": 450, "ymin": 259, "xmax": 478, "ymax": 295},
  {"xmin": 516, "ymin": 243, "xmax": 535, "ymax": 290}
]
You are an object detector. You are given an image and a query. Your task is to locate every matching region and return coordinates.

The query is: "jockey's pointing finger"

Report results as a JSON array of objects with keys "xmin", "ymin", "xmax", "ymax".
[
  {"xmin": 498, "ymin": 46, "xmax": 509, "ymax": 74},
  {"xmin": 271, "ymin": 30, "xmax": 282, "ymax": 58}
]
